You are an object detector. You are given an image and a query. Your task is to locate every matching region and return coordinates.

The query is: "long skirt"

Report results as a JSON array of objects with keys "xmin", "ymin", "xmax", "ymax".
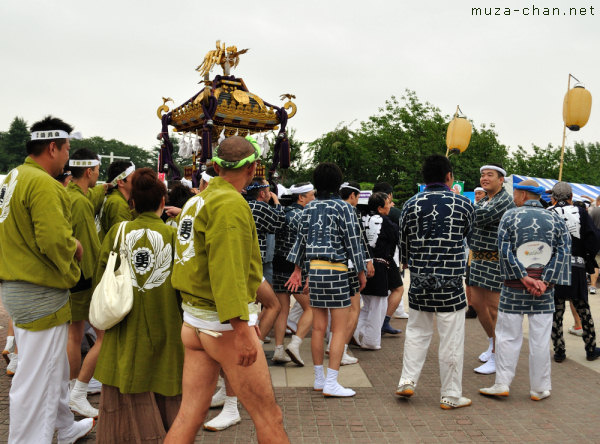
[{"xmin": 96, "ymin": 384, "xmax": 181, "ymax": 443}]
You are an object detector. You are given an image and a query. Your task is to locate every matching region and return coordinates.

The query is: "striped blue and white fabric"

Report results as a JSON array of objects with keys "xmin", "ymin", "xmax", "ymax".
[{"xmin": 508, "ymin": 175, "xmax": 600, "ymax": 204}]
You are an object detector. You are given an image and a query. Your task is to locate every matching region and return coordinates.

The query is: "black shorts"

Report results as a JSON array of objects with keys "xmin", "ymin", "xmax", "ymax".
[{"xmin": 387, "ymin": 263, "xmax": 403, "ymax": 290}]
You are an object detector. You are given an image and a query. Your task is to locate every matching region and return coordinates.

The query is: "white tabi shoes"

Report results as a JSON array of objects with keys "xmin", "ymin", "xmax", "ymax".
[
  {"xmin": 474, "ymin": 353, "xmax": 496, "ymax": 374},
  {"xmin": 204, "ymin": 397, "xmax": 241, "ymax": 431}
]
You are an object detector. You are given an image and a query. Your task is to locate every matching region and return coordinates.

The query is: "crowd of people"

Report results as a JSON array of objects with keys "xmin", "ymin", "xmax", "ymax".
[{"xmin": 1, "ymin": 115, "xmax": 600, "ymax": 443}]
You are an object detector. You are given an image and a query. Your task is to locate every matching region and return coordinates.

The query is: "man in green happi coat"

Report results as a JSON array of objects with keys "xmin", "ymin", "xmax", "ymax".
[
  {"xmin": 66, "ymin": 148, "xmax": 105, "ymax": 419},
  {"xmin": 98, "ymin": 160, "xmax": 134, "ymax": 242},
  {"xmin": 166, "ymin": 136, "xmax": 289, "ymax": 444},
  {"xmin": 0, "ymin": 116, "xmax": 95, "ymax": 443}
]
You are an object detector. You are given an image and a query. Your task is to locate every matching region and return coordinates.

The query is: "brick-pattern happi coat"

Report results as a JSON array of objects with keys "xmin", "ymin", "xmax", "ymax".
[
  {"xmin": 399, "ymin": 184, "xmax": 475, "ymax": 312},
  {"xmin": 468, "ymin": 187, "xmax": 515, "ymax": 291},
  {"xmin": 288, "ymin": 197, "xmax": 366, "ymax": 308},
  {"xmin": 497, "ymin": 200, "xmax": 571, "ymax": 314},
  {"xmin": 248, "ymin": 200, "xmax": 285, "ymax": 262}
]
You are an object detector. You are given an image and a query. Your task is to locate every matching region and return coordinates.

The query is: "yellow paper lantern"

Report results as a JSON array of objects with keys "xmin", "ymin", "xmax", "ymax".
[
  {"xmin": 446, "ymin": 116, "xmax": 472, "ymax": 154},
  {"xmin": 563, "ymin": 85, "xmax": 592, "ymax": 131}
]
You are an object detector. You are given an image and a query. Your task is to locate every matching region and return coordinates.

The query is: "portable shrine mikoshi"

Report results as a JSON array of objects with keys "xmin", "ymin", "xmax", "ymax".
[{"xmin": 156, "ymin": 41, "xmax": 297, "ymax": 185}]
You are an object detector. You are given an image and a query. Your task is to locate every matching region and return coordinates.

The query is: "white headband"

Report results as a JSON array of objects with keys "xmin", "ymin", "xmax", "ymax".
[
  {"xmin": 339, "ymin": 182, "xmax": 360, "ymax": 193},
  {"xmin": 474, "ymin": 187, "xmax": 485, "ymax": 193},
  {"xmin": 201, "ymin": 172, "xmax": 213, "ymax": 183},
  {"xmin": 289, "ymin": 183, "xmax": 314, "ymax": 194},
  {"xmin": 69, "ymin": 159, "xmax": 100, "ymax": 167},
  {"xmin": 480, "ymin": 165, "xmax": 506, "ymax": 177},
  {"xmin": 110, "ymin": 164, "xmax": 135, "ymax": 186},
  {"xmin": 30, "ymin": 130, "xmax": 82, "ymax": 141},
  {"xmin": 180, "ymin": 178, "xmax": 193, "ymax": 189}
]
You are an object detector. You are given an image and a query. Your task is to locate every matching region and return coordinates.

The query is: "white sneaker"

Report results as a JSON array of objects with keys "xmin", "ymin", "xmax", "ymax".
[
  {"xmin": 263, "ymin": 336, "xmax": 272, "ymax": 343},
  {"xmin": 479, "ymin": 383, "xmax": 510, "ymax": 397},
  {"xmin": 474, "ymin": 353, "xmax": 496, "ymax": 374},
  {"xmin": 396, "ymin": 381, "xmax": 415, "ymax": 397},
  {"xmin": 479, "ymin": 338, "xmax": 494, "ymax": 362},
  {"xmin": 69, "ymin": 394, "xmax": 99, "ymax": 418},
  {"xmin": 530, "ymin": 390, "xmax": 551, "ymax": 401},
  {"xmin": 57, "ymin": 418, "xmax": 95, "ymax": 444},
  {"xmin": 285, "ymin": 341, "xmax": 304, "ymax": 366},
  {"xmin": 340, "ymin": 345, "xmax": 358, "ymax": 365},
  {"xmin": 568, "ymin": 326, "xmax": 583, "ymax": 337},
  {"xmin": 272, "ymin": 346, "xmax": 291, "ymax": 364},
  {"xmin": 6, "ymin": 352, "xmax": 17, "ymax": 376},
  {"xmin": 440, "ymin": 396, "xmax": 472, "ymax": 410},
  {"xmin": 211, "ymin": 385, "xmax": 227, "ymax": 408},
  {"xmin": 204, "ymin": 397, "xmax": 241, "ymax": 431},
  {"xmin": 323, "ymin": 381, "xmax": 356, "ymax": 397},
  {"xmin": 394, "ymin": 309, "xmax": 409, "ymax": 319},
  {"xmin": 87, "ymin": 377, "xmax": 102, "ymax": 394}
]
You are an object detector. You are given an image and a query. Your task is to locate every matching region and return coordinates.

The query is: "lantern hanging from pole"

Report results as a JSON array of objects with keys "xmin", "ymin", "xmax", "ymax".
[
  {"xmin": 563, "ymin": 85, "xmax": 592, "ymax": 131},
  {"xmin": 446, "ymin": 106, "xmax": 472, "ymax": 155}
]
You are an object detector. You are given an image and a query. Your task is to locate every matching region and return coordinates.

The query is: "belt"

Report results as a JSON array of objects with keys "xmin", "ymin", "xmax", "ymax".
[
  {"xmin": 472, "ymin": 251, "xmax": 499, "ymax": 261},
  {"xmin": 310, "ymin": 260, "xmax": 349, "ymax": 272},
  {"xmin": 504, "ymin": 268, "xmax": 543, "ymax": 289},
  {"xmin": 373, "ymin": 258, "xmax": 390, "ymax": 267}
]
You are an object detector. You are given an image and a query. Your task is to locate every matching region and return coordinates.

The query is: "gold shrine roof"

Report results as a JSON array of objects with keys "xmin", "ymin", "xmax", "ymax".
[{"xmin": 170, "ymin": 76, "xmax": 288, "ymax": 134}]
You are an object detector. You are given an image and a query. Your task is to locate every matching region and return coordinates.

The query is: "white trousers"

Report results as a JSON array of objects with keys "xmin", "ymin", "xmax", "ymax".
[
  {"xmin": 10, "ymin": 323, "xmax": 74, "ymax": 444},
  {"xmin": 495, "ymin": 311, "xmax": 552, "ymax": 392},
  {"xmin": 287, "ymin": 298, "xmax": 304, "ymax": 332},
  {"xmin": 354, "ymin": 295, "xmax": 388, "ymax": 349},
  {"xmin": 400, "ymin": 308, "xmax": 465, "ymax": 398}
]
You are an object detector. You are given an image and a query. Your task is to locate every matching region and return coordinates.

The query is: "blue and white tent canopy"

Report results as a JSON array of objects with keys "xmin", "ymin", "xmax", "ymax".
[{"xmin": 506, "ymin": 174, "xmax": 600, "ymax": 203}]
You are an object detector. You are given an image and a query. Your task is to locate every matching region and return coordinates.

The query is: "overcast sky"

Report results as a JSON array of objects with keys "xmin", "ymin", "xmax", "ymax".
[{"xmin": 1, "ymin": 0, "xmax": 599, "ymax": 158}]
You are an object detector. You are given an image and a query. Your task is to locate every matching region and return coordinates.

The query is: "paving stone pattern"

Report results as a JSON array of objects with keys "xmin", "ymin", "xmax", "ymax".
[{"xmin": 1, "ymin": 304, "xmax": 599, "ymax": 443}]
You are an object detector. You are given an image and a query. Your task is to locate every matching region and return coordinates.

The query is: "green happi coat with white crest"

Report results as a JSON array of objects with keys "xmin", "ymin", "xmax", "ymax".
[
  {"xmin": 94, "ymin": 212, "xmax": 183, "ymax": 396},
  {"xmin": 0, "ymin": 157, "xmax": 80, "ymax": 330}
]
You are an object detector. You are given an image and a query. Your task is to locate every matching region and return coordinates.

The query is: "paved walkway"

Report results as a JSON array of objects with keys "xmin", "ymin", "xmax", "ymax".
[{"xmin": 1, "ymin": 287, "xmax": 599, "ymax": 443}]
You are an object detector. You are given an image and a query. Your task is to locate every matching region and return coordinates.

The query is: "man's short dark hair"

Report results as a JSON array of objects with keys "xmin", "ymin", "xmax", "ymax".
[
  {"xmin": 340, "ymin": 181, "xmax": 361, "ymax": 200},
  {"xmin": 26, "ymin": 116, "xmax": 74, "ymax": 156},
  {"xmin": 313, "ymin": 162, "xmax": 343, "ymax": 199},
  {"xmin": 368, "ymin": 192, "xmax": 388, "ymax": 213},
  {"xmin": 167, "ymin": 183, "xmax": 194, "ymax": 208},
  {"xmin": 422, "ymin": 155, "xmax": 453, "ymax": 184},
  {"xmin": 373, "ymin": 182, "xmax": 393, "ymax": 196},
  {"xmin": 70, "ymin": 148, "xmax": 99, "ymax": 179},
  {"xmin": 245, "ymin": 179, "xmax": 266, "ymax": 201},
  {"xmin": 107, "ymin": 160, "xmax": 132, "ymax": 183}
]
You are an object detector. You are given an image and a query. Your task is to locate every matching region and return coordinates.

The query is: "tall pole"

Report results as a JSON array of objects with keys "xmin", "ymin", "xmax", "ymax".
[{"xmin": 558, "ymin": 74, "xmax": 571, "ymax": 181}]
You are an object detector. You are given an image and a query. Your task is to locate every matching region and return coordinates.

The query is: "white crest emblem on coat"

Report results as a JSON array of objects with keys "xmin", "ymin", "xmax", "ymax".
[
  {"xmin": 362, "ymin": 214, "xmax": 383, "ymax": 248},
  {"xmin": 125, "ymin": 229, "xmax": 172, "ymax": 291},
  {"xmin": 175, "ymin": 195, "xmax": 205, "ymax": 265},
  {"xmin": 0, "ymin": 170, "xmax": 18, "ymax": 224}
]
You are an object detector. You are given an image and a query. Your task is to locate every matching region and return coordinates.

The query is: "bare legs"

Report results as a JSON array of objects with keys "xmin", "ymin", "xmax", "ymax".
[
  {"xmin": 164, "ymin": 327, "xmax": 289, "ymax": 444},
  {"xmin": 469, "ymin": 287, "xmax": 500, "ymax": 351},
  {"xmin": 256, "ymin": 280, "xmax": 281, "ymax": 341}
]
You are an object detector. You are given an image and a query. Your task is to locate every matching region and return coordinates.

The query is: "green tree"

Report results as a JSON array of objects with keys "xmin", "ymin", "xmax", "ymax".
[
  {"xmin": 0, "ymin": 117, "xmax": 29, "ymax": 173},
  {"xmin": 307, "ymin": 91, "xmax": 509, "ymax": 205},
  {"xmin": 506, "ymin": 141, "xmax": 600, "ymax": 186},
  {"xmin": 70, "ymin": 137, "xmax": 154, "ymax": 180}
]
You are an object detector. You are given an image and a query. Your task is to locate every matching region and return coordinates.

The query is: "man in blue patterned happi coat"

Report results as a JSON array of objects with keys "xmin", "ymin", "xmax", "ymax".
[
  {"xmin": 396, "ymin": 155, "xmax": 475, "ymax": 410},
  {"xmin": 480, "ymin": 180, "xmax": 571, "ymax": 402}
]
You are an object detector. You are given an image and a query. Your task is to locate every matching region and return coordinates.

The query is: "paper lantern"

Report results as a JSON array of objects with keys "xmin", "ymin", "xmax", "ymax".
[
  {"xmin": 563, "ymin": 85, "xmax": 592, "ymax": 131},
  {"xmin": 446, "ymin": 116, "xmax": 472, "ymax": 154}
]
